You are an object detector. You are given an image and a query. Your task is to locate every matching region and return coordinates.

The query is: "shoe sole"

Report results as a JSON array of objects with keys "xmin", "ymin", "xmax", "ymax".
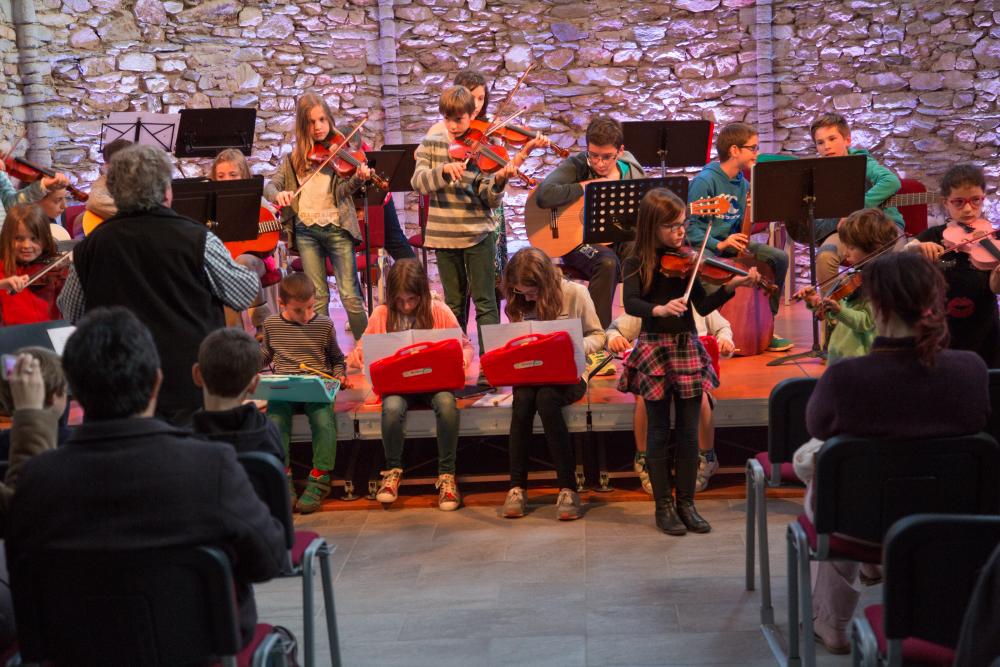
[
  {"xmin": 767, "ymin": 344, "xmax": 794, "ymax": 352},
  {"xmin": 376, "ymin": 494, "xmax": 397, "ymax": 503},
  {"xmin": 502, "ymin": 509, "xmax": 525, "ymax": 518},
  {"xmin": 659, "ymin": 526, "xmax": 688, "ymax": 536},
  {"xmin": 557, "ymin": 511, "xmax": 580, "ymax": 521}
]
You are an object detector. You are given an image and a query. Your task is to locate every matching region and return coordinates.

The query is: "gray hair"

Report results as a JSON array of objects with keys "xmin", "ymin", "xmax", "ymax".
[{"xmin": 106, "ymin": 144, "xmax": 172, "ymax": 214}]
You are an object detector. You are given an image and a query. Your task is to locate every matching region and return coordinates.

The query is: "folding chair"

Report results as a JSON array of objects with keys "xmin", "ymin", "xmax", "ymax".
[
  {"xmin": 10, "ymin": 545, "xmax": 286, "ymax": 667},
  {"xmin": 783, "ymin": 433, "xmax": 1000, "ymax": 667},
  {"xmin": 238, "ymin": 452, "xmax": 342, "ymax": 667},
  {"xmin": 851, "ymin": 514, "xmax": 1000, "ymax": 667}
]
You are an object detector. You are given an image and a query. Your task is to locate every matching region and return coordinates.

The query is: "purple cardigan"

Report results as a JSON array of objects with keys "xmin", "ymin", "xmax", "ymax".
[{"xmin": 806, "ymin": 337, "xmax": 990, "ymax": 441}]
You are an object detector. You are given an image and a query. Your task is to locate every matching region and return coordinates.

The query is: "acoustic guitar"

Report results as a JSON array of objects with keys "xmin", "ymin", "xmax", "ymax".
[
  {"xmin": 881, "ymin": 191, "xmax": 941, "ymax": 208},
  {"xmin": 524, "ymin": 188, "xmax": 732, "ymax": 258}
]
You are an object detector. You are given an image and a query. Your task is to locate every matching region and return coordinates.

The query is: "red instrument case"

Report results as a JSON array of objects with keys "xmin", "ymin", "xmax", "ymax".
[
  {"xmin": 480, "ymin": 332, "xmax": 579, "ymax": 387},
  {"xmin": 370, "ymin": 339, "xmax": 465, "ymax": 396}
]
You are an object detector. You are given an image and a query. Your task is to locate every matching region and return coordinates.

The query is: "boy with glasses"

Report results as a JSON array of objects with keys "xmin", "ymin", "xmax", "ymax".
[
  {"xmin": 687, "ymin": 122, "xmax": 792, "ymax": 352},
  {"xmin": 535, "ymin": 116, "xmax": 645, "ymax": 375}
]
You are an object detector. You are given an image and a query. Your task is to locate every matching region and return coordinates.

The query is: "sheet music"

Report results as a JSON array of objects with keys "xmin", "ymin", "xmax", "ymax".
[
  {"xmin": 362, "ymin": 328, "xmax": 465, "ymax": 383},
  {"xmin": 45, "ymin": 326, "xmax": 75, "ymax": 356},
  {"xmin": 481, "ymin": 318, "xmax": 586, "ymax": 376}
]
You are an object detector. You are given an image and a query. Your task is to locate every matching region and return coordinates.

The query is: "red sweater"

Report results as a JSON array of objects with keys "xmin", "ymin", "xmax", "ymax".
[{"xmin": 0, "ymin": 260, "xmax": 64, "ymax": 326}]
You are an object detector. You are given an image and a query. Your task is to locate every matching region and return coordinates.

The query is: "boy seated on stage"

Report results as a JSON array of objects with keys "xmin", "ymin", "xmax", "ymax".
[
  {"xmin": 686, "ymin": 122, "xmax": 792, "ymax": 352},
  {"xmin": 260, "ymin": 272, "xmax": 347, "ymax": 514},
  {"xmin": 810, "ymin": 113, "xmax": 903, "ymax": 286},
  {"xmin": 191, "ymin": 327, "xmax": 283, "ymax": 462}
]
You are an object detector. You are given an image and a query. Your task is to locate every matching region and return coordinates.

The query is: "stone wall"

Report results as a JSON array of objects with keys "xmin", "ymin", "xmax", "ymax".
[{"xmin": 0, "ymin": 0, "xmax": 996, "ymax": 241}]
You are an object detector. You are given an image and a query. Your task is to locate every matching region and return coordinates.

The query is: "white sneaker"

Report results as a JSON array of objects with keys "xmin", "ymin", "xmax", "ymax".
[
  {"xmin": 376, "ymin": 468, "xmax": 402, "ymax": 503},
  {"xmin": 502, "ymin": 487, "xmax": 526, "ymax": 518},
  {"xmin": 585, "ymin": 350, "xmax": 616, "ymax": 377},
  {"xmin": 435, "ymin": 473, "xmax": 461, "ymax": 511},
  {"xmin": 696, "ymin": 453, "xmax": 719, "ymax": 492},
  {"xmin": 634, "ymin": 453, "xmax": 652, "ymax": 495},
  {"xmin": 555, "ymin": 488, "xmax": 581, "ymax": 521}
]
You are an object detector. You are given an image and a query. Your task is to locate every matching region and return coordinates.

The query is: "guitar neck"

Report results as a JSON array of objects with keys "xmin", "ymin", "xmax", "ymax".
[
  {"xmin": 883, "ymin": 192, "xmax": 941, "ymax": 208},
  {"xmin": 258, "ymin": 219, "xmax": 282, "ymax": 234}
]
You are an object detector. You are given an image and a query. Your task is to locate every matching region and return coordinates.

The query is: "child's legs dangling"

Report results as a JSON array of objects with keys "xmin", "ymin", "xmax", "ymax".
[
  {"xmin": 380, "ymin": 394, "xmax": 409, "ymax": 470},
  {"xmin": 430, "ymin": 391, "xmax": 459, "ymax": 475}
]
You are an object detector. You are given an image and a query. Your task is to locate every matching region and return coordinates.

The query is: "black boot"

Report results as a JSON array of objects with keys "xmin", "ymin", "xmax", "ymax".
[
  {"xmin": 675, "ymin": 454, "xmax": 711, "ymax": 533},
  {"xmin": 645, "ymin": 455, "xmax": 686, "ymax": 536}
]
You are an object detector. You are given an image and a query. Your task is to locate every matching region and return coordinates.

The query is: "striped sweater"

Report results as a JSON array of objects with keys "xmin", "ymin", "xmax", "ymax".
[
  {"xmin": 411, "ymin": 129, "xmax": 504, "ymax": 250},
  {"xmin": 260, "ymin": 313, "xmax": 346, "ymax": 377}
]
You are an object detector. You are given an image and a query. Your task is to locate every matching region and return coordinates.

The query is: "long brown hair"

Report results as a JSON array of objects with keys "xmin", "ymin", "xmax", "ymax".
[
  {"xmin": 291, "ymin": 92, "xmax": 336, "ymax": 178},
  {"xmin": 454, "ymin": 70, "xmax": 490, "ymax": 120},
  {"xmin": 629, "ymin": 188, "xmax": 688, "ymax": 294},
  {"xmin": 0, "ymin": 204, "xmax": 56, "ymax": 275},
  {"xmin": 503, "ymin": 247, "xmax": 563, "ymax": 322},
  {"xmin": 210, "ymin": 148, "xmax": 251, "ymax": 180},
  {"xmin": 863, "ymin": 252, "xmax": 949, "ymax": 367},
  {"xmin": 386, "ymin": 259, "xmax": 434, "ymax": 331}
]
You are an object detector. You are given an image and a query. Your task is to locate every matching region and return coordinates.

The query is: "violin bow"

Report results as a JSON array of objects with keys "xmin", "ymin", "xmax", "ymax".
[
  {"xmin": 493, "ymin": 63, "xmax": 535, "ymax": 120},
  {"xmin": 683, "ymin": 231, "xmax": 713, "ymax": 303},
  {"xmin": 290, "ymin": 117, "xmax": 367, "ymax": 198},
  {"xmin": 810, "ymin": 231, "xmax": 908, "ymax": 294},
  {"xmin": 8, "ymin": 251, "xmax": 72, "ymax": 295}
]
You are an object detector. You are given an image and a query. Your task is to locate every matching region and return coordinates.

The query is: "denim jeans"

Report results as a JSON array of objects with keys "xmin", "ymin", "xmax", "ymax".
[
  {"xmin": 382, "ymin": 198, "xmax": 416, "ymax": 261},
  {"xmin": 295, "ymin": 221, "xmax": 368, "ymax": 340},
  {"xmin": 435, "ymin": 233, "xmax": 499, "ymax": 352},
  {"xmin": 508, "ymin": 381, "xmax": 586, "ymax": 490},
  {"xmin": 745, "ymin": 242, "xmax": 788, "ymax": 317},
  {"xmin": 267, "ymin": 400, "xmax": 337, "ymax": 471},
  {"xmin": 381, "ymin": 391, "xmax": 459, "ymax": 474}
]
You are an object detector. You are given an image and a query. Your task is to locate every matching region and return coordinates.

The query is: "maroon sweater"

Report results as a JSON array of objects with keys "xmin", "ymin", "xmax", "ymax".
[{"xmin": 806, "ymin": 336, "xmax": 989, "ymax": 440}]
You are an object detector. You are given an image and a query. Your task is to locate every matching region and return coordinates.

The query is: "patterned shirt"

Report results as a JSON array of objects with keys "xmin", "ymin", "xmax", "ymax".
[{"xmin": 260, "ymin": 313, "xmax": 346, "ymax": 377}]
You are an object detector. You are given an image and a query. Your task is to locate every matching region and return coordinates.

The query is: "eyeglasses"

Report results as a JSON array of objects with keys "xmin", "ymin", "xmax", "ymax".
[
  {"xmin": 947, "ymin": 196, "xmax": 985, "ymax": 208},
  {"xmin": 740, "ymin": 144, "xmax": 760, "ymax": 153},
  {"xmin": 658, "ymin": 222, "xmax": 685, "ymax": 232},
  {"xmin": 587, "ymin": 151, "xmax": 618, "ymax": 164}
]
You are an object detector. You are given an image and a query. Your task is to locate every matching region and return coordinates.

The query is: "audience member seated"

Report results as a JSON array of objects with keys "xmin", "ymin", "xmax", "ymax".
[
  {"xmin": 191, "ymin": 327, "xmax": 283, "ymax": 461},
  {"xmin": 0, "ymin": 347, "xmax": 70, "ymax": 462},
  {"xmin": 5, "ymin": 307, "xmax": 287, "ymax": 648},
  {"xmin": 792, "ymin": 252, "xmax": 989, "ymax": 654}
]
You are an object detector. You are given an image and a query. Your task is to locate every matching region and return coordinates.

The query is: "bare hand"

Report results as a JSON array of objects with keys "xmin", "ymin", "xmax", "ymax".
[
  {"xmin": 794, "ymin": 285, "xmax": 821, "ymax": 308},
  {"xmin": 917, "ymin": 241, "xmax": 944, "ymax": 262},
  {"xmin": 718, "ymin": 233, "xmax": 749, "ymax": 254},
  {"xmin": 607, "ymin": 336, "xmax": 630, "ymax": 354},
  {"xmin": 718, "ymin": 339, "xmax": 736, "ymax": 357},
  {"xmin": 653, "ymin": 298, "xmax": 688, "ymax": 317},
  {"xmin": 274, "ymin": 190, "xmax": 295, "ymax": 208},
  {"xmin": 819, "ymin": 297, "xmax": 841, "ymax": 315},
  {"xmin": 1, "ymin": 275, "xmax": 30, "ymax": 294},
  {"xmin": 355, "ymin": 163, "xmax": 372, "ymax": 181},
  {"xmin": 8, "ymin": 354, "xmax": 46, "ymax": 411},
  {"xmin": 442, "ymin": 162, "xmax": 466, "ymax": 182},
  {"xmin": 726, "ymin": 266, "xmax": 760, "ymax": 290},
  {"xmin": 522, "ymin": 133, "xmax": 551, "ymax": 154},
  {"xmin": 41, "ymin": 172, "xmax": 70, "ymax": 190}
]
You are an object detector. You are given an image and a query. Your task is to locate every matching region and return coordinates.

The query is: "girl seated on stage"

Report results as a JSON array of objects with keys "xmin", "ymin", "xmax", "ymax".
[
  {"xmin": 348, "ymin": 259, "xmax": 472, "ymax": 511},
  {"xmin": 499, "ymin": 247, "xmax": 605, "ymax": 521},
  {"xmin": 0, "ymin": 204, "xmax": 67, "ymax": 325}
]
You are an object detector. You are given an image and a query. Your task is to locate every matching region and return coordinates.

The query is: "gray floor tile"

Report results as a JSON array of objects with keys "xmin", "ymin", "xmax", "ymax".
[{"xmin": 488, "ymin": 635, "xmax": 586, "ymax": 666}]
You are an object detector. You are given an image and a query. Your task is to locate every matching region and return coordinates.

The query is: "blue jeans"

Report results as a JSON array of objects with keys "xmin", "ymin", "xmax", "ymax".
[
  {"xmin": 381, "ymin": 391, "xmax": 459, "ymax": 474},
  {"xmin": 295, "ymin": 221, "xmax": 368, "ymax": 340},
  {"xmin": 382, "ymin": 199, "xmax": 416, "ymax": 261},
  {"xmin": 745, "ymin": 242, "xmax": 788, "ymax": 316}
]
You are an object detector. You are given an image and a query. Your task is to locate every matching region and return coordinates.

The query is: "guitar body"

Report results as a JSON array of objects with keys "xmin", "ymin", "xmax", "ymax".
[
  {"xmin": 81, "ymin": 210, "xmax": 105, "ymax": 236},
  {"xmin": 223, "ymin": 207, "xmax": 281, "ymax": 259},
  {"xmin": 524, "ymin": 188, "xmax": 585, "ymax": 258},
  {"xmin": 718, "ymin": 256, "xmax": 775, "ymax": 357}
]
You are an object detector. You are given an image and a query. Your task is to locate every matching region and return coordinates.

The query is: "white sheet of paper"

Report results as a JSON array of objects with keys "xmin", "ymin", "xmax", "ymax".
[
  {"xmin": 45, "ymin": 326, "xmax": 75, "ymax": 356},
  {"xmin": 362, "ymin": 328, "xmax": 465, "ymax": 383},
  {"xmin": 480, "ymin": 318, "xmax": 586, "ymax": 376}
]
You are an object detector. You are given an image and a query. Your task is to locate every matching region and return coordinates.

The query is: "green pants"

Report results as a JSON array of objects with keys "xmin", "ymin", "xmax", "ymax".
[
  {"xmin": 435, "ymin": 233, "xmax": 500, "ymax": 353},
  {"xmin": 267, "ymin": 400, "xmax": 337, "ymax": 471}
]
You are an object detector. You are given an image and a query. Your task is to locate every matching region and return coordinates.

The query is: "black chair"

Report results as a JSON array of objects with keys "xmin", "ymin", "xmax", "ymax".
[
  {"xmin": 10, "ymin": 545, "xmax": 285, "ymax": 667},
  {"xmin": 238, "ymin": 452, "xmax": 341, "ymax": 667},
  {"xmin": 783, "ymin": 433, "xmax": 1000, "ymax": 667},
  {"xmin": 745, "ymin": 377, "xmax": 815, "ymax": 633},
  {"xmin": 851, "ymin": 514, "xmax": 1000, "ymax": 667},
  {"xmin": 985, "ymin": 368, "xmax": 1000, "ymax": 443},
  {"xmin": 953, "ymin": 538, "xmax": 1000, "ymax": 667}
]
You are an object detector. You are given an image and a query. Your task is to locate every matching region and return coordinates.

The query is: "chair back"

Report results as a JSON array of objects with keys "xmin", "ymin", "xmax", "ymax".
[
  {"xmin": 766, "ymin": 377, "xmax": 818, "ymax": 484},
  {"xmin": 896, "ymin": 178, "xmax": 929, "ymax": 237},
  {"xmin": 63, "ymin": 204, "xmax": 86, "ymax": 238},
  {"xmin": 883, "ymin": 514, "xmax": 1000, "ymax": 650},
  {"xmin": 985, "ymin": 368, "xmax": 1000, "ymax": 444},
  {"xmin": 813, "ymin": 433, "xmax": 1000, "ymax": 544},
  {"xmin": 11, "ymin": 545, "xmax": 243, "ymax": 666},
  {"xmin": 237, "ymin": 451, "xmax": 295, "ymax": 551}
]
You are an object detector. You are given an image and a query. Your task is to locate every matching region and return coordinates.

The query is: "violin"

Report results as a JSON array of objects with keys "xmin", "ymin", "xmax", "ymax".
[
  {"xmin": 447, "ymin": 127, "xmax": 536, "ymax": 187},
  {"xmin": 468, "ymin": 118, "xmax": 569, "ymax": 159},
  {"xmin": 6, "ymin": 252, "xmax": 72, "ymax": 295},
  {"xmin": 658, "ymin": 247, "xmax": 778, "ymax": 294},
  {"xmin": 308, "ymin": 129, "xmax": 389, "ymax": 191},
  {"xmin": 3, "ymin": 155, "xmax": 88, "ymax": 203},
  {"xmin": 940, "ymin": 218, "xmax": 1000, "ymax": 270}
]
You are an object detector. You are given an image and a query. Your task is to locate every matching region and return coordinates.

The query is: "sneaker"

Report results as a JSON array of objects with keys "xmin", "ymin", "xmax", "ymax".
[
  {"xmin": 502, "ymin": 487, "xmax": 526, "ymax": 518},
  {"xmin": 435, "ymin": 473, "xmax": 461, "ymax": 511},
  {"xmin": 633, "ymin": 452, "xmax": 652, "ymax": 495},
  {"xmin": 767, "ymin": 335, "xmax": 793, "ymax": 352},
  {"xmin": 555, "ymin": 488, "xmax": 581, "ymax": 521},
  {"xmin": 287, "ymin": 472, "xmax": 298, "ymax": 508},
  {"xmin": 696, "ymin": 452, "xmax": 719, "ymax": 492},
  {"xmin": 295, "ymin": 472, "xmax": 332, "ymax": 514},
  {"xmin": 376, "ymin": 468, "xmax": 403, "ymax": 504},
  {"xmin": 585, "ymin": 350, "xmax": 616, "ymax": 377}
]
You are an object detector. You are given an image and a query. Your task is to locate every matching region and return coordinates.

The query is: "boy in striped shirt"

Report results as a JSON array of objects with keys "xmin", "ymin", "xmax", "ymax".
[{"xmin": 260, "ymin": 273, "xmax": 347, "ymax": 513}]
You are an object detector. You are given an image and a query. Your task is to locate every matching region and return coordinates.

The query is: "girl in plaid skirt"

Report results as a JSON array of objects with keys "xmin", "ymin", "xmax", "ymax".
[{"xmin": 620, "ymin": 188, "xmax": 760, "ymax": 536}]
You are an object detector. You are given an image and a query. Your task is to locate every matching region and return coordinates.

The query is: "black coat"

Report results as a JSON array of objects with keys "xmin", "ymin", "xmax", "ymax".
[{"xmin": 192, "ymin": 403, "xmax": 285, "ymax": 463}]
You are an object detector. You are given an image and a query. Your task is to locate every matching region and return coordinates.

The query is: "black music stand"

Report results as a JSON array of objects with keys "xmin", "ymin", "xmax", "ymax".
[
  {"xmin": 622, "ymin": 120, "xmax": 714, "ymax": 174},
  {"xmin": 582, "ymin": 176, "xmax": 688, "ymax": 246},
  {"xmin": 170, "ymin": 176, "xmax": 263, "ymax": 243},
  {"xmin": 102, "ymin": 112, "xmax": 180, "ymax": 153},
  {"xmin": 751, "ymin": 154, "xmax": 867, "ymax": 366},
  {"xmin": 174, "ymin": 108, "xmax": 257, "ymax": 158}
]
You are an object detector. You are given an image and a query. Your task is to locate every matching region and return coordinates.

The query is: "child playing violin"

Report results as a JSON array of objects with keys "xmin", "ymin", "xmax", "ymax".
[
  {"xmin": 620, "ymin": 188, "xmax": 760, "ymax": 536},
  {"xmin": 908, "ymin": 164, "xmax": 1000, "ymax": 368},
  {"xmin": 0, "ymin": 159, "xmax": 69, "ymax": 221},
  {"xmin": 795, "ymin": 208, "xmax": 899, "ymax": 364},
  {"xmin": 347, "ymin": 259, "xmax": 473, "ymax": 511},
  {"xmin": 265, "ymin": 92, "xmax": 372, "ymax": 341},
  {"xmin": 0, "ymin": 204, "xmax": 67, "ymax": 325}
]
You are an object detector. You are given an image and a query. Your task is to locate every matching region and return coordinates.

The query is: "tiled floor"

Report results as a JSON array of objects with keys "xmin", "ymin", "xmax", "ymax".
[{"xmin": 255, "ymin": 497, "xmax": 879, "ymax": 666}]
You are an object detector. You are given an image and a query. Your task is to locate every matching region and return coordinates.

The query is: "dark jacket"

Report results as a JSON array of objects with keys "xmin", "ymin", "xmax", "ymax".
[
  {"xmin": 534, "ymin": 151, "xmax": 645, "ymax": 210},
  {"xmin": 5, "ymin": 417, "xmax": 286, "ymax": 644},
  {"xmin": 192, "ymin": 403, "xmax": 285, "ymax": 462}
]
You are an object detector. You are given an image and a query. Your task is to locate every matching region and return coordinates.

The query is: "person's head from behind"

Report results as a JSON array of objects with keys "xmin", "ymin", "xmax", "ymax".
[
  {"xmin": 439, "ymin": 86, "xmax": 476, "ymax": 140},
  {"xmin": 38, "ymin": 187, "xmax": 68, "ymax": 221},
  {"xmin": 386, "ymin": 258, "xmax": 433, "ymax": 332},
  {"xmin": 863, "ymin": 252, "xmax": 948, "ymax": 366},
  {"xmin": 630, "ymin": 188, "xmax": 689, "ymax": 293},
  {"xmin": 503, "ymin": 247, "xmax": 563, "ymax": 322},
  {"xmin": 838, "ymin": 208, "xmax": 900, "ymax": 265},
  {"xmin": 193, "ymin": 328, "xmax": 261, "ymax": 401},
  {"xmin": 715, "ymin": 122, "xmax": 758, "ymax": 168},
  {"xmin": 0, "ymin": 346, "xmax": 68, "ymax": 417},
  {"xmin": 585, "ymin": 116, "xmax": 625, "ymax": 179},
  {"xmin": 1, "ymin": 204, "xmax": 56, "ymax": 271},
  {"xmin": 940, "ymin": 163, "xmax": 986, "ymax": 226},
  {"xmin": 62, "ymin": 307, "xmax": 162, "ymax": 420},
  {"xmin": 101, "ymin": 138, "xmax": 133, "ymax": 165},
  {"xmin": 211, "ymin": 148, "xmax": 252, "ymax": 182},
  {"xmin": 106, "ymin": 144, "xmax": 173, "ymax": 214},
  {"xmin": 454, "ymin": 70, "xmax": 489, "ymax": 120},
  {"xmin": 279, "ymin": 273, "xmax": 317, "ymax": 325},
  {"xmin": 810, "ymin": 113, "xmax": 852, "ymax": 158}
]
